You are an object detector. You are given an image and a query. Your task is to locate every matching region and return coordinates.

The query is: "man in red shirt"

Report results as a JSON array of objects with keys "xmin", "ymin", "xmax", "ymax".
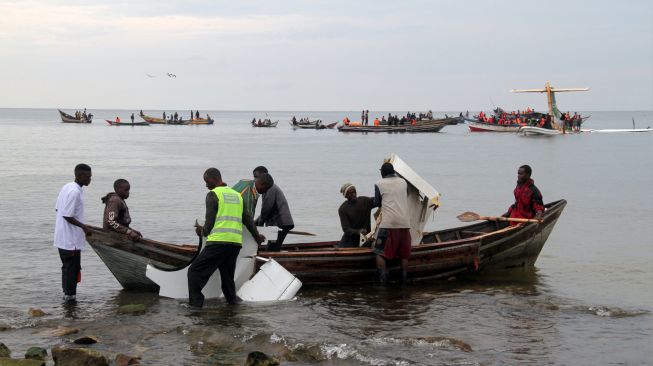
[{"xmin": 506, "ymin": 165, "xmax": 544, "ymax": 223}]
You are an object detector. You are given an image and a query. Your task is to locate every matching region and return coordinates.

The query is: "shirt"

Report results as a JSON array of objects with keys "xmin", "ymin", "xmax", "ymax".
[
  {"xmin": 102, "ymin": 192, "xmax": 131, "ymax": 234},
  {"xmin": 54, "ymin": 182, "xmax": 86, "ymax": 250},
  {"xmin": 508, "ymin": 179, "xmax": 544, "ymax": 220},
  {"xmin": 257, "ymin": 184, "xmax": 294, "ymax": 227},
  {"xmin": 338, "ymin": 196, "xmax": 376, "ymax": 245},
  {"xmin": 374, "ymin": 175, "xmax": 411, "ymax": 229}
]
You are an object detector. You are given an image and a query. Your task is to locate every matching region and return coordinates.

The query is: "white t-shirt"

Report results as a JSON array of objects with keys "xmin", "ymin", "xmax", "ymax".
[{"xmin": 54, "ymin": 182, "xmax": 86, "ymax": 250}]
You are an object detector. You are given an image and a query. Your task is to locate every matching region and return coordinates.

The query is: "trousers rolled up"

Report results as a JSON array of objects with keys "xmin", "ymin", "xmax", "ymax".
[
  {"xmin": 58, "ymin": 248, "xmax": 81, "ymax": 296},
  {"xmin": 266, "ymin": 224, "xmax": 294, "ymax": 251},
  {"xmin": 187, "ymin": 243, "xmax": 241, "ymax": 307}
]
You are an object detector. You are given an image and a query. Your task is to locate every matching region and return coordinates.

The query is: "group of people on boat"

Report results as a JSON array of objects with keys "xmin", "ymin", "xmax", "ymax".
[
  {"xmin": 252, "ymin": 118, "xmax": 275, "ymax": 127},
  {"xmin": 335, "ymin": 162, "xmax": 543, "ymax": 285},
  {"xmin": 291, "ymin": 116, "xmax": 322, "ymax": 126},
  {"xmin": 560, "ymin": 111, "xmax": 583, "ymax": 132},
  {"xmin": 476, "ymin": 109, "xmax": 583, "ymax": 131},
  {"xmin": 53, "ymin": 160, "xmax": 544, "ymax": 306},
  {"xmin": 73, "ymin": 109, "xmax": 92, "ymax": 121},
  {"xmin": 343, "ymin": 111, "xmax": 433, "ymax": 127}
]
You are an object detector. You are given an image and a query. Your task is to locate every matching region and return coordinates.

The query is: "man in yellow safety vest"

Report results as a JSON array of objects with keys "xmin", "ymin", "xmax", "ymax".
[{"xmin": 188, "ymin": 168, "xmax": 265, "ymax": 307}]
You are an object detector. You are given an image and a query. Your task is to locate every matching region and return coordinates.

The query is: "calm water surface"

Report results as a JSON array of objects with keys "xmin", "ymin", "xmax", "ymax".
[{"xmin": 0, "ymin": 109, "xmax": 652, "ymax": 365}]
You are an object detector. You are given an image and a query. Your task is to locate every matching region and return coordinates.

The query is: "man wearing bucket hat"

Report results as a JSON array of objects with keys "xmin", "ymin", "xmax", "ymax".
[{"xmin": 337, "ymin": 183, "xmax": 377, "ymax": 248}]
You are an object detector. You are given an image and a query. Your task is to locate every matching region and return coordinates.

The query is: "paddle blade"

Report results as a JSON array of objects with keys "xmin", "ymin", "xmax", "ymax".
[{"xmin": 457, "ymin": 211, "xmax": 481, "ymax": 222}]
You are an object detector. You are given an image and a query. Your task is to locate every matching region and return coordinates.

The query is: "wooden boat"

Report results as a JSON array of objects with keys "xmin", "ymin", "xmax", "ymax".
[
  {"xmin": 105, "ymin": 120, "xmax": 150, "ymax": 126},
  {"xmin": 468, "ymin": 120, "xmax": 522, "ymax": 132},
  {"xmin": 290, "ymin": 121, "xmax": 338, "ymax": 130},
  {"xmin": 252, "ymin": 120, "xmax": 278, "ymax": 127},
  {"xmin": 58, "ymin": 109, "xmax": 92, "ymax": 123},
  {"xmin": 518, "ymin": 126, "xmax": 563, "ymax": 136},
  {"xmin": 188, "ymin": 117, "xmax": 214, "ymax": 125},
  {"xmin": 337, "ymin": 117, "xmax": 456, "ymax": 133},
  {"xmin": 254, "ymin": 200, "xmax": 566, "ymax": 285},
  {"xmin": 84, "ymin": 154, "xmax": 564, "ymax": 291},
  {"xmin": 139, "ymin": 113, "xmax": 191, "ymax": 125},
  {"xmin": 139, "ymin": 113, "xmax": 167, "ymax": 124}
]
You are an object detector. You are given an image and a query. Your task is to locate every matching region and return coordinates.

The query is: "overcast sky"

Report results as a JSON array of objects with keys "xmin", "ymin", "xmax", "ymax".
[{"xmin": 0, "ymin": 0, "xmax": 651, "ymax": 111}]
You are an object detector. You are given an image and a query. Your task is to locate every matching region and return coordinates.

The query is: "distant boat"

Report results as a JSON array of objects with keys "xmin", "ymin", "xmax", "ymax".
[
  {"xmin": 467, "ymin": 120, "xmax": 522, "ymax": 132},
  {"xmin": 252, "ymin": 120, "xmax": 278, "ymax": 127},
  {"xmin": 58, "ymin": 109, "xmax": 92, "ymax": 123},
  {"xmin": 139, "ymin": 113, "xmax": 168, "ymax": 124},
  {"xmin": 290, "ymin": 121, "xmax": 337, "ymax": 130},
  {"xmin": 105, "ymin": 119, "xmax": 150, "ymax": 126},
  {"xmin": 337, "ymin": 117, "xmax": 455, "ymax": 133},
  {"xmin": 188, "ymin": 117, "xmax": 214, "ymax": 125}
]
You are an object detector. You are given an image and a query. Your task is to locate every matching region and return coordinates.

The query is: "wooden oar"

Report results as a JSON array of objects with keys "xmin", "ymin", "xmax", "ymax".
[{"xmin": 457, "ymin": 211, "xmax": 541, "ymax": 223}]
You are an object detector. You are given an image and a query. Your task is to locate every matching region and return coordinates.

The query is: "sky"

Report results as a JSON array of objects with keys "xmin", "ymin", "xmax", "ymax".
[{"xmin": 0, "ymin": 0, "xmax": 651, "ymax": 111}]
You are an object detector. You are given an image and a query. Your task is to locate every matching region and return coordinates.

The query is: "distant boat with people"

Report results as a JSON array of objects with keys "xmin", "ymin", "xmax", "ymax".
[
  {"xmin": 105, "ymin": 119, "xmax": 150, "ymax": 126},
  {"xmin": 58, "ymin": 109, "xmax": 92, "ymax": 123},
  {"xmin": 251, "ymin": 118, "xmax": 278, "ymax": 127},
  {"xmin": 338, "ymin": 117, "xmax": 456, "ymax": 133}
]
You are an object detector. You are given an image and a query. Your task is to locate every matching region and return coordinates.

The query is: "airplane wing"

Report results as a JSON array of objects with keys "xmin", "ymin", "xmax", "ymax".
[
  {"xmin": 550, "ymin": 88, "xmax": 590, "ymax": 92},
  {"xmin": 510, "ymin": 89, "xmax": 547, "ymax": 93}
]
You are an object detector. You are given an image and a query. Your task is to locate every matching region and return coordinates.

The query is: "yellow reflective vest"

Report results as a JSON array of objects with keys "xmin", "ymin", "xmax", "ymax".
[{"xmin": 207, "ymin": 186, "xmax": 244, "ymax": 245}]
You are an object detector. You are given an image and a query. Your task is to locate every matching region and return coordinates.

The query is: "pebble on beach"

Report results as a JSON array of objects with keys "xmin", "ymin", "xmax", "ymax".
[
  {"xmin": 0, "ymin": 343, "xmax": 10, "ymax": 358},
  {"xmin": 0, "ymin": 358, "xmax": 46, "ymax": 366},
  {"xmin": 51, "ymin": 347, "xmax": 108, "ymax": 366},
  {"xmin": 73, "ymin": 336, "xmax": 99, "ymax": 345},
  {"xmin": 49, "ymin": 327, "xmax": 80, "ymax": 337},
  {"xmin": 245, "ymin": 351, "xmax": 280, "ymax": 366},
  {"xmin": 24, "ymin": 347, "xmax": 47, "ymax": 360},
  {"xmin": 116, "ymin": 304, "xmax": 147, "ymax": 315},
  {"xmin": 27, "ymin": 309, "xmax": 46, "ymax": 318},
  {"xmin": 114, "ymin": 354, "xmax": 141, "ymax": 366}
]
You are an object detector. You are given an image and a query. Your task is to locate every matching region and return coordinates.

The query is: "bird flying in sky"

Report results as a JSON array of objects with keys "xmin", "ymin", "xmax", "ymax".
[
  {"xmin": 146, "ymin": 74, "xmax": 156, "ymax": 78},
  {"xmin": 167, "ymin": 73, "xmax": 177, "ymax": 78}
]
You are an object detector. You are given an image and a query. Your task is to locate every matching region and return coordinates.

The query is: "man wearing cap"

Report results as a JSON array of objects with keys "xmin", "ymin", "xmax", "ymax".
[
  {"xmin": 373, "ymin": 162, "xmax": 411, "ymax": 284},
  {"xmin": 338, "ymin": 183, "xmax": 377, "ymax": 248}
]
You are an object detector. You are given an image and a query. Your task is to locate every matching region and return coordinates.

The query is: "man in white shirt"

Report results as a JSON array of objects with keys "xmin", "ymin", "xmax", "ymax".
[
  {"xmin": 54, "ymin": 163, "xmax": 92, "ymax": 302},
  {"xmin": 373, "ymin": 162, "xmax": 412, "ymax": 285}
]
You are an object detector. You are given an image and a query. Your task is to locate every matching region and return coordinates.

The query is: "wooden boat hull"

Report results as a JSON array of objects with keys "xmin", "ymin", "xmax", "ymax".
[
  {"xmin": 86, "ymin": 226, "xmax": 196, "ymax": 291},
  {"xmin": 252, "ymin": 121, "xmax": 278, "ymax": 127},
  {"xmin": 337, "ymin": 118, "xmax": 455, "ymax": 133},
  {"xmin": 139, "ymin": 113, "xmax": 192, "ymax": 124},
  {"xmin": 468, "ymin": 121, "xmax": 521, "ymax": 132},
  {"xmin": 59, "ymin": 109, "xmax": 92, "ymax": 123},
  {"xmin": 291, "ymin": 122, "xmax": 338, "ymax": 129},
  {"xmin": 105, "ymin": 120, "xmax": 150, "ymax": 126},
  {"xmin": 256, "ymin": 200, "xmax": 566, "ymax": 285},
  {"xmin": 188, "ymin": 118, "xmax": 214, "ymax": 125}
]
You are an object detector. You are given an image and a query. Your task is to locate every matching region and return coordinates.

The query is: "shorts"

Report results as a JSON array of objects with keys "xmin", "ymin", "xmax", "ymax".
[{"xmin": 373, "ymin": 228, "xmax": 412, "ymax": 260}]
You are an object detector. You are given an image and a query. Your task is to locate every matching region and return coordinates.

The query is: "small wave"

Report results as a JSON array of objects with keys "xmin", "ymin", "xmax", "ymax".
[
  {"xmin": 587, "ymin": 306, "xmax": 650, "ymax": 318},
  {"xmin": 368, "ymin": 336, "xmax": 473, "ymax": 352}
]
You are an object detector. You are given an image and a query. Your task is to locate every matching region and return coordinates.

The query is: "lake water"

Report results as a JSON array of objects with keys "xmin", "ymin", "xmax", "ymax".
[{"xmin": 0, "ymin": 109, "xmax": 652, "ymax": 365}]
